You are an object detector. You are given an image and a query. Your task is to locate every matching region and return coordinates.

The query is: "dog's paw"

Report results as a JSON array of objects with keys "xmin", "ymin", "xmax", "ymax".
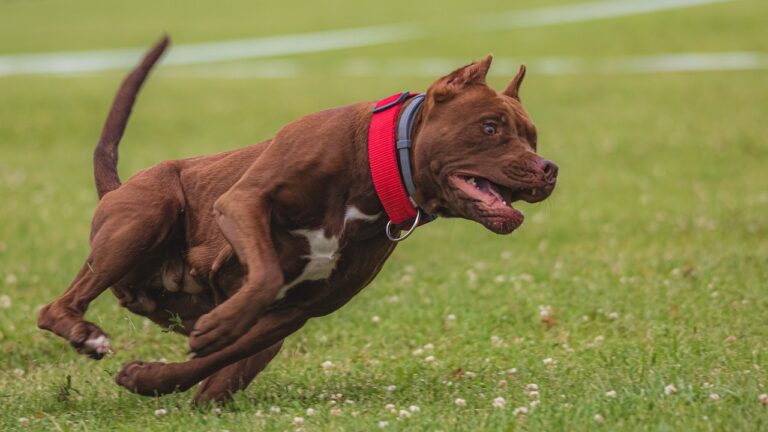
[
  {"xmin": 69, "ymin": 321, "xmax": 112, "ymax": 360},
  {"xmin": 188, "ymin": 312, "xmax": 250, "ymax": 357},
  {"xmin": 116, "ymin": 360, "xmax": 182, "ymax": 396}
]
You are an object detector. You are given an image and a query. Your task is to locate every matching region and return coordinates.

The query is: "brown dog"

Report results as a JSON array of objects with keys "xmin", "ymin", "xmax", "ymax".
[{"xmin": 38, "ymin": 36, "xmax": 557, "ymax": 405}]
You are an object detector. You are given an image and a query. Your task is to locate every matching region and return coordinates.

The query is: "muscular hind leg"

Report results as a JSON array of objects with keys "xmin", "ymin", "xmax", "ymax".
[
  {"xmin": 38, "ymin": 167, "xmax": 184, "ymax": 358},
  {"xmin": 192, "ymin": 340, "xmax": 284, "ymax": 406}
]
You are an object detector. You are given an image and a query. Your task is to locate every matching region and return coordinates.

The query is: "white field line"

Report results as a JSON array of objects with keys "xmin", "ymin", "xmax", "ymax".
[
  {"xmin": 340, "ymin": 52, "xmax": 768, "ymax": 76},
  {"xmin": 472, "ymin": 0, "xmax": 730, "ymax": 30},
  {"xmin": 160, "ymin": 52, "xmax": 768, "ymax": 79},
  {"xmin": 0, "ymin": 25, "xmax": 422, "ymax": 76},
  {"xmin": 0, "ymin": 0, "xmax": 731, "ymax": 77}
]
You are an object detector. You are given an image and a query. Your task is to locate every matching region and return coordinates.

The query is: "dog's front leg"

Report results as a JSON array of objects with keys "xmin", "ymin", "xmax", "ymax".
[
  {"xmin": 188, "ymin": 186, "xmax": 284, "ymax": 357},
  {"xmin": 117, "ymin": 308, "xmax": 306, "ymax": 397}
]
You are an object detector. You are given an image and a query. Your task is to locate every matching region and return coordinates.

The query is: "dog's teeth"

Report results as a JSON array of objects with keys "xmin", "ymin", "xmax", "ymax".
[{"xmin": 531, "ymin": 188, "xmax": 537, "ymax": 196}]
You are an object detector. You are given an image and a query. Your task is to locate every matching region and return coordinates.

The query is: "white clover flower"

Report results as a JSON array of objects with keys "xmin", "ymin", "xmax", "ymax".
[
  {"xmin": 423, "ymin": 343, "xmax": 434, "ymax": 350},
  {"xmin": 529, "ymin": 400, "xmax": 540, "ymax": 409},
  {"xmin": 497, "ymin": 379, "xmax": 508, "ymax": 389},
  {"xmin": 213, "ymin": 407, "xmax": 222, "ymax": 416},
  {"xmin": 385, "ymin": 385, "xmax": 397, "ymax": 392},
  {"xmin": 321, "ymin": 360, "xmax": 334, "ymax": 370},
  {"xmin": 594, "ymin": 414, "xmax": 605, "ymax": 423},
  {"xmin": 18, "ymin": 418, "xmax": 29, "ymax": 426},
  {"xmin": 378, "ymin": 420, "xmax": 389, "ymax": 428},
  {"xmin": 525, "ymin": 383, "xmax": 539, "ymax": 391},
  {"xmin": 664, "ymin": 384, "xmax": 677, "ymax": 395},
  {"xmin": 270, "ymin": 406, "xmax": 281, "ymax": 413},
  {"xmin": 412, "ymin": 348, "xmax": 424, "ymax": 356},
  {"xmin": 527, "ymin": 390, "xmax": 539, "ymax": 399},
  {"xmin": 294, "ymin": 417, "xmax": 304, "ymax": 425},
  {"xmin": 455, "ymin": 398, "xmax": 466, "ymax": 407},
  {"xmin": 13, "ymin": 368, "xmax": 24, "ymax": 377},
  {"xmin": 446, "ymin": 314, "xmax": 457, "ymax": 321},
  {"xmin": 424, "ymin": 355, "xmax": 435, "ymax": 363},
  {"xmin": 466, "ymin": 269, "xmax": 478, "ymax": 284},
  {"xmin": 709, "ymin": 393, "xmax": 720, "ymax": 401},
  {"xmin": 5, "ymin": 274, "xmax": 18, "ymax": 285},
  {"xmin": 398, "ymin": 409, "xmax": 411, "ymax": 418},
  {"xmin": 385, "ymin": 403, "xmax": 396, "ymax": 413},
  {"xmin": 330, "ymin": 407, "xmax": 342, "ymax": 416},
  {"xmin": 542, "ymin": 357, "xmax": 555, "ymax": 366},
  {"xmin": 372, "ymin": 315, "xmax": 381, "ymax": 323},
  {"xmin": 306, "ymin": 408, "xmax": 316, "ymax": 416},
  {"xmin": 607, "ymin": 312, "xmax": 619, "ymax": 320},
  {"xmin": 491, "ymin": 336, "xmax": 503, "ymax": 347},
  {"xmin": 539, "ymin": 305, "xmax": 552, "ymax": 319},
  {"xmin": 154, "ymin": 408, "xmax": 167, "ymax": 416},
  {"xmin": 492, "ymin": 397, "xmax": 506, "ymax": 408},
  {"xmin": 512, "ymin": 406, "xmax": 528, "ymax": 415},
  {"xmin": 0, "ymin": 294, "xmax": 11, "ymax": 309},
  {"xmin": 759, "ymin": 393, "xmax": 768, "ymax": 405},
  {"xmin": 606, "ymin": 390, "xmax": 617, "ymax": 398},
  {"xmin": 408, "ymin": 405, "xmax": 420, "ymax": 413},
  {"xmin": 465, "ymin": 371, "xmax": 477, "ymax": 378},
  {"xmin": 344, "ymin": 399, "xmax": 355, "ymax": 405},
  {"xmin": 507, "ymin": 368, "xmax": 518, "ymax": 375}
]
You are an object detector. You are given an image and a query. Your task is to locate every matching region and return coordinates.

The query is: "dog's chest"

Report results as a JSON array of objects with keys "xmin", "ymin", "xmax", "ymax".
[{"xmin": 275, "ymin": 206, "xmax": 380, "ymax": 299}]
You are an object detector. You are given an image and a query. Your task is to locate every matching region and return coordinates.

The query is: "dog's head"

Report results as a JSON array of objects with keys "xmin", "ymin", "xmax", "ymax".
[{"xmin": 412, "ymin": 55, "xmax": 558, "ymax": 234}]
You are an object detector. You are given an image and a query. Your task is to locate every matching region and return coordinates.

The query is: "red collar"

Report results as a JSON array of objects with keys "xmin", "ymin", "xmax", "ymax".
[{"xmin": 368, "ymin": 92, "xmax": 434, "ymax": 240}]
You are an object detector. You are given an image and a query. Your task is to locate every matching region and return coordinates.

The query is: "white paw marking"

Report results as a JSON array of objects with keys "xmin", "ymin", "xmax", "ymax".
[
  {"xmin": 84, "ymin": 335, "xmax": 112, "ymax": 354},
  {"xmin": 275, "ymin": 206, "xmax": 379, "ymax": 300}
]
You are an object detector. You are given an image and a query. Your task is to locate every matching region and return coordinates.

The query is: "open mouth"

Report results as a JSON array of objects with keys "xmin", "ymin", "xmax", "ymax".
[{"xmin": 449, "ymin": 175, "xmax": 548, "ymax": 234}]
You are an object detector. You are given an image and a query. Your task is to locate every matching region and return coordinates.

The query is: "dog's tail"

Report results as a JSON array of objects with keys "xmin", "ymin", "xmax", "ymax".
[{"xmin": 94, "ymin": 35, "xmax": 170, "ymax": 200}]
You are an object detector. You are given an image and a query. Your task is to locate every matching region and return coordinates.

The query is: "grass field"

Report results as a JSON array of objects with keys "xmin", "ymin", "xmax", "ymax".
[{"xmin": 1, "ymin": 0, "xmax": 767, "ymax": 430}]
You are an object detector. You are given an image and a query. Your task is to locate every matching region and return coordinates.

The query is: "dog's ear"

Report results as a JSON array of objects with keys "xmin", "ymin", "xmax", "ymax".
[
  {"xmin": 429, "ymin": 55, "xmax": 493, "ymax": 102},
  {"xmin": 503, "ymin": 65, "xmax": 526, "ymax": 100}
]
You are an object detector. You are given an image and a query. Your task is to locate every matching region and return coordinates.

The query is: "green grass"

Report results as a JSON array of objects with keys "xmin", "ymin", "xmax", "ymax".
[{"xmin": 1, "ymin": 0, "xmax": 767, "ymax": 430}]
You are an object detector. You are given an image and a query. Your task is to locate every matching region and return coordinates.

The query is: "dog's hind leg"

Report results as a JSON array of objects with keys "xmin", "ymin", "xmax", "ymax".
[
  {"xmin": 116, "ymin": 308, "xmax": 306, "ymax": 396},
  {"xmin": 191, "ymin": 340, "xmax": 284, "ymax": 406},
  {"xmin": 38, "ymin": 166, "xmax": 184, "ymax": 358}
]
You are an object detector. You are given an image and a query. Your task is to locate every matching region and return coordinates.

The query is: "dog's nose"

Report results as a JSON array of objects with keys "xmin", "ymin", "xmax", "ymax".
[{"xmin": 541, "ymin": 159, "xmax": 558, "ymax": 184}]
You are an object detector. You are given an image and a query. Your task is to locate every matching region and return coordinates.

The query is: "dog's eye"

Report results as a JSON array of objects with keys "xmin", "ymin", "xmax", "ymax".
[{"xmin": 482, "ymin": 123, "xmax": 497, "ymax": 135}]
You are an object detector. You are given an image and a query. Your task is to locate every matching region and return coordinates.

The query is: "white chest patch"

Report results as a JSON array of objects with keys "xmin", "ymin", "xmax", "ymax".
[
  {"xmin": 275, "ymin": 206, "xmax": 380, "ymax": 300},
  {"xmin": 344, "ymin": 206, "xmax": 380, "ymax": 224}
]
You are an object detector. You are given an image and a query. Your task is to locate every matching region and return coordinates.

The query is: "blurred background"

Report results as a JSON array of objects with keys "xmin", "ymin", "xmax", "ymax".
[{"xmin": 0, "ymin": 0, "xmax": 766, "ymax": 430}]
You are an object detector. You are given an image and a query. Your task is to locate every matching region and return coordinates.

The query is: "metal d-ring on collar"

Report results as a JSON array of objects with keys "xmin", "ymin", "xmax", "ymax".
[
  {"xmin": 385, "ymin": 209, "xmax": 421, "ymax": 242},
  {"xmin": 385, "ymin": 93, "xmax": 428, "ymax": 242}
]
